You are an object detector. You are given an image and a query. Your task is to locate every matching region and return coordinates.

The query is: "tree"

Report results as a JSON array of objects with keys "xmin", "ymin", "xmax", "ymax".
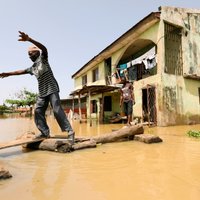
[
  {"xmin": 5, "ymin": 88, "xmax": 37, "ymax": 115},
  {"xmin": 0, "ymin": 104, "xmax": 10, "ymax": 114},
  {"xmin": 22, "ymin": 90, "xmax": 37, "ymax": 107}
]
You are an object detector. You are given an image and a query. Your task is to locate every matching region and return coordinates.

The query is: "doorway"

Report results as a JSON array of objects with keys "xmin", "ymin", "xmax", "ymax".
[{"xmin": 142, "ymin": 85, "xmax": 157, "ymax": 125}]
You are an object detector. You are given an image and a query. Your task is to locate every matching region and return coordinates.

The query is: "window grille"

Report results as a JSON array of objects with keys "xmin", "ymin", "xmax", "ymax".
[{"xmin": 164, "ymin": 22, "xmax": 183, "ymax": 75}]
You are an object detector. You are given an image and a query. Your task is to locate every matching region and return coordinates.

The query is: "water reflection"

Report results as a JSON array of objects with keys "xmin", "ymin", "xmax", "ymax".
[{"xmin": 1, "ymin": 116, "xmax": 200, "ymax": 200}]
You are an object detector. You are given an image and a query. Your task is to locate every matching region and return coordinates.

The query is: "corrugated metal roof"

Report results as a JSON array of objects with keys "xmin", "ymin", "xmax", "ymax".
[{"xmin": 70, "ymin": 85, "xmax": 121, "ymax": 96}]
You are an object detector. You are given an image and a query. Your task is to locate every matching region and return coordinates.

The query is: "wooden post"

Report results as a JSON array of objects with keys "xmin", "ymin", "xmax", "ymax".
[
  {"xmin": 99, "ymin": 93, "xmax": 104, "ymax": 124},
  {"xmin": 72, "ymin": 95, "xmax": 75, "ymax": 120},
  {"xmin": 88, "ymin": 90, "xmax": 92, "ymax": 127},
  {"xmin": 78, "ymin": 94, "xmax": 82, "ymax": 123},
  {"xmin": 147, "ymin": 85, "xmax": 150, "ymax": 126}
]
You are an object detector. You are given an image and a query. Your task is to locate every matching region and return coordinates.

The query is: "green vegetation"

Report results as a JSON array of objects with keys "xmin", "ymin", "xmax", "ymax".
[
  {"xmin": 187, "ymin": 130, "xmax": 200, "ymax": 138},
  {"xmin": 5, "ymin": 89, "xmax": 37, "ymax": 108},
  {"xmin": 0, "ymin": 104, "xmax": 10, "ymax": 114},
  {"xmin": 0, "ymin": 89, "xmax": 37, "ymax": 115}
]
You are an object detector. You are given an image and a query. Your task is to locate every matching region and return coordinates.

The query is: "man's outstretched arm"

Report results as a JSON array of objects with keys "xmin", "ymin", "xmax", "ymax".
[
  {"xmin": 18, "ymin": 31, "xmax": 48, "ymax": 56},
  {"xmin": 0, "ymin": 70, "xmax": 28, "ymax": 78}
]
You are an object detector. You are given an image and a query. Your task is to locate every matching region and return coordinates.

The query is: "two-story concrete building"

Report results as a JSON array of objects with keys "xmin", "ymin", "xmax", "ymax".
[{"xmin": 71, "ymin": 6, "xmax": 200, "ymax": 126}]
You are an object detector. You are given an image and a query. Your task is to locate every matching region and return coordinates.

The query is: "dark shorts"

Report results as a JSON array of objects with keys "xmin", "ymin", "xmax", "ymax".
[{"xmin": 123, "ymin": 100, "xmax": 133, "ymax": 116}]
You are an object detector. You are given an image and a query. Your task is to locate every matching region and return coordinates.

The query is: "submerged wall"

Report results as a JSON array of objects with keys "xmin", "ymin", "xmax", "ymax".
[{"xmin": 159, "ymin": 6, "xmax": 200, "ymax": 126}]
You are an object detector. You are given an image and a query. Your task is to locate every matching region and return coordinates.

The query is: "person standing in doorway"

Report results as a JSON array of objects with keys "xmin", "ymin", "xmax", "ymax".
[
  {"xmin": 0, "ymin": 31, "xmax": 75, "ymax": 144},
  {"xmin": 120, "ymin": 78, "xmax": 135, "ymax": 126}
]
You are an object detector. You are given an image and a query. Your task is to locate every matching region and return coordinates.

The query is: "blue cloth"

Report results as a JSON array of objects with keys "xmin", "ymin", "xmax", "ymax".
[{"xmin": 119, "ymin": 63, "xmax": 127, "ymax": 77}]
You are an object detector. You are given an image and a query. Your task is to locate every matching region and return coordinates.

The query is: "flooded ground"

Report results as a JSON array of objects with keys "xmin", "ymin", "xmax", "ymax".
[{"xmin": 0, "ymin": 115, "xmax": 200, "ymax": 200}]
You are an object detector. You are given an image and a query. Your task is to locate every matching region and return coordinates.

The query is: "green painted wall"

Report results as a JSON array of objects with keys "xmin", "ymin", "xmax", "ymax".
[
  {"xmin": 73, "ymin": 6, "xmax": 200, "ymax": 126},
  {"xmin": 159, "ymin": 7, "xmax": 200, "ymax": 125}
]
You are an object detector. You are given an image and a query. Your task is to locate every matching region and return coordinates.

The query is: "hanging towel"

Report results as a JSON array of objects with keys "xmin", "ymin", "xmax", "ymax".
[
  {"xmin": 147, "ymin": 55, "xmax": 156, "ymax": 69},
  {"xmin": 119, "ymin": 63, "xmax": 127, "ymax": 76}
]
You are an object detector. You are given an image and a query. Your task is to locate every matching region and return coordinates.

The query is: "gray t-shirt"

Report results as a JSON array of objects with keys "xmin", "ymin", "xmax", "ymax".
[{"xmin": 25, "ymin": 55, "xmax": 59, "ymax": 97}]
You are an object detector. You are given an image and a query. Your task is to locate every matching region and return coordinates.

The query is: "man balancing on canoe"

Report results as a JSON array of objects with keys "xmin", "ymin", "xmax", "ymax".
[{"xmin": 0, "ymin": 31, "xmax": 75, "ymax": 144}]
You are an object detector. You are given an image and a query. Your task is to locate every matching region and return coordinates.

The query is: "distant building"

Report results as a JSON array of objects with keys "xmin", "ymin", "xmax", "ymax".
[
  {"xmin": 71, "ymin": 6, "xmax": 200, "ymax": 126},
  {"xmin": 60, "ymin": 96, "xmax": 87, "ymax": 118}
]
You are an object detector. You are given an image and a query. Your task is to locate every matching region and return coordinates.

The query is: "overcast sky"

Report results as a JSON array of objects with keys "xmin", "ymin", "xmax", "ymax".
[{"xmin": 0, "ymin": 0, "xmax": 199, "ymax": 104}]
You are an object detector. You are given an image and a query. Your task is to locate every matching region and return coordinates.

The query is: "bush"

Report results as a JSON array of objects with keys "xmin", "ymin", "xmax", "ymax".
[{"xmin": 187, "ymin": 130, "xmax": 200, "ymax": 138}]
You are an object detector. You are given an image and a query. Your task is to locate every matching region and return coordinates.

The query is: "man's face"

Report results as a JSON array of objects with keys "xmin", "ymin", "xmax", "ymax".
[{"xmin": 28, "ymin": 50, "xmax": 40, "ymax": 62}]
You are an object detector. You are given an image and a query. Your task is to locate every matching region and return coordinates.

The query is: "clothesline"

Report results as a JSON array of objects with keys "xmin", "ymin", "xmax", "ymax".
[{"xmin": 118, "ymin": 46, "xmax": 156, "ymax": 69}]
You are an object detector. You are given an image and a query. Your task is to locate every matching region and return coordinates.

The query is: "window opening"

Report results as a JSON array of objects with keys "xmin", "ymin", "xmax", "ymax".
[
  {"xmin": 92, "ymin": 67, "xmax": 99, "ymax": 82},
  {"xmin": 91, "ymin": 100, "xmax": 97, "ymax": 113},
  {"xmin": 164, "ymin": 22, "xmax": 183, "ymax": 75},
  {"xmin": 82, "ymin": 75, "xmax": 87, "ymax": 86},
  {"xmin": 104, "ymin": 96, "xmax": 112, "ymax": 111},
  {"xmin": 105, "ymin": 58, "xmax": 112, "ymax": 85}
]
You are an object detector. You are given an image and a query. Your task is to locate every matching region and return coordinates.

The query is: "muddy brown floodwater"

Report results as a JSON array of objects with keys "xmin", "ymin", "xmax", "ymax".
[{"xmin": 0, "ymin": 115, "xmax": 200, "ymax": 200}]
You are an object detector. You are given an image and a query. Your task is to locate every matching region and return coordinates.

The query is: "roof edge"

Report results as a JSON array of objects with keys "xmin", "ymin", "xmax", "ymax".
[{"xmin": 72, "ymin": 11, "xmax": 160, "ymax": 78}]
